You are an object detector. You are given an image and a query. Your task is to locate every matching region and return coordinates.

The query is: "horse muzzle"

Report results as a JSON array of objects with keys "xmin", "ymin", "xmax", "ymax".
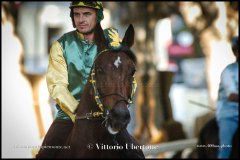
[{"xmin": 106, "ymin": 101, "xmax": 130, "ymax": 135}]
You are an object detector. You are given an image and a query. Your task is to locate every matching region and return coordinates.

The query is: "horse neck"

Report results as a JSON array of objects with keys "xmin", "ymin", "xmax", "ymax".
[{"xmin": 74, "ymin": 81, "xmax": 111, "ymax": 143}]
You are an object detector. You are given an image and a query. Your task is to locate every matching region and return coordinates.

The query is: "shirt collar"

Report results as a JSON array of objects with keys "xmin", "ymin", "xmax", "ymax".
[
  {"xmin": 76, "ymin": 30, "xmax": 95, "ymax": 44},
  {"xmin": 76, "ymin": 30, "xmax": 84, "ymax": 40}
]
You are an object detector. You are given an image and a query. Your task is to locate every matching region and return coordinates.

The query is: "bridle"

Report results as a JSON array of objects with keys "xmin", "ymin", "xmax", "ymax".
[{"xmin": 76, "ymin": 49, "xmax": 137, "ymax": 121}]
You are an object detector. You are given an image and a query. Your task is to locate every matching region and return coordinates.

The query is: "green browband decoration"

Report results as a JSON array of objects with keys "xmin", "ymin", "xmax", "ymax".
[{"xmin": 104, "ymin": 28, "xmax": 122, "ymax": 50}]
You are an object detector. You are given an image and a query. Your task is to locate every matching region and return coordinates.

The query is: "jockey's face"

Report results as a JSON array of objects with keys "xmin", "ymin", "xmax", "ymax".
[{"xmin": 73, "ymin": 7, "xmax": 97, "ymax": 35}]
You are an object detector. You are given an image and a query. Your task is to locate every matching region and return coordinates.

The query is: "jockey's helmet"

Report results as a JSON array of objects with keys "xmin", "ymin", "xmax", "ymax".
[{"xmin": 69, "ymin": 1, "xmax": 104, "ymax": 27}]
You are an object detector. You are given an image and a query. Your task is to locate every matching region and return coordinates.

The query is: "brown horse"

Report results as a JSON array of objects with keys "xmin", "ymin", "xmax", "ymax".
[{"xmin": 56, "ymin": 24, "xmax": 145, "ymax": 158}]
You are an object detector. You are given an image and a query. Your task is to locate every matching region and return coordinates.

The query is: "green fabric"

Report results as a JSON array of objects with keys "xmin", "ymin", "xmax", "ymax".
[
  {"xmin": 103, "ymin": 28, "xmax": 122, "ymax": 50},
  {"xmin": 56, "ymin": 30, "xmax": 97, "ymax": 119},
  {"xmin": 55, "ymin": 104, "xmax": 71, "ymax": 120}
]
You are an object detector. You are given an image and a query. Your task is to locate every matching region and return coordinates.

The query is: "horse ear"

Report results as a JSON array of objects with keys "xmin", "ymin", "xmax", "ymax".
[
  {"xmin": 94, "ymin": 23, "xmax": 108, "ymax": 53},
  {"xmin": 122, "ymin": 24, "xmax": 135, "ymax": 48}
]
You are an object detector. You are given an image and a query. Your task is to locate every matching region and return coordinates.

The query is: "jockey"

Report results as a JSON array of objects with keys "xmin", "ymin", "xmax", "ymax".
[
  {"xmin": 36, "ymin": 1, "xmax": 104, "ymax": 158},
  {"xmin": 216, "ymin": 36, "xmax": 239, "ymax": 158},
  {"xmin": 49, "ymin": 1, "xmax": 104, "ymax": 123}
]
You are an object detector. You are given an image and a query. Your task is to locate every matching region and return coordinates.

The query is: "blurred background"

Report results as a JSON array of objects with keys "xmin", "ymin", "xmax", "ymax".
[{"xmin": 2, "ymin": 1, "xmax": 238, "ymax": 158}]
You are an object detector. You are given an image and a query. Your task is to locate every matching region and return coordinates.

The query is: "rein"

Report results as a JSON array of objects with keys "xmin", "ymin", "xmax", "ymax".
[{"xmin": 75, "ymin": 110, "xmax": 104, "ymax": 120}]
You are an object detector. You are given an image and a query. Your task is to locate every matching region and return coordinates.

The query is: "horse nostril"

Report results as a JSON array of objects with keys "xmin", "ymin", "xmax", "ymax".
[
  {"xmin": 109, "ymin": 116, "xmax": 130, "ymax": 131},
  {"xmin": 112, "ymin": 123, "xmax": 121, "ymax": 131},
  {"xmin": 125, "ymin": 113, "xmax": 130, "ymax": 121},
  {"xmin": 125, "ymin": 117, "xmax": 130, "ymax": 125}
]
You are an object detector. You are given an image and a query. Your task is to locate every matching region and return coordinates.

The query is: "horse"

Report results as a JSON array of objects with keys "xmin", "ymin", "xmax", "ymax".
[
  {"xmin": 195, "ymin": 117, "xmax": 238, "ymax": 158},
  {"xmin": 55, "ymin": 24, "xmax": 145, "ymax": 158}
]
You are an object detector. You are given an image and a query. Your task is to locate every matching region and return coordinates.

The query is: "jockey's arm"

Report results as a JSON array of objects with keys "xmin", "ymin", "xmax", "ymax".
[
  {"xmin": 46, "ymin": 41, "xmax": 79, "ymax": 122},
  {"xmin": 221, "ymin": 67, "xmax": 239, "ymax": 103}
]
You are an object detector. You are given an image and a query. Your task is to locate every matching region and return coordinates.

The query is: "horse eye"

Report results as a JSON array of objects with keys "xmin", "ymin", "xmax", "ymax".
[{"xmin": 129, "ymin": 69, "xmax": 136, "ymax": 76}]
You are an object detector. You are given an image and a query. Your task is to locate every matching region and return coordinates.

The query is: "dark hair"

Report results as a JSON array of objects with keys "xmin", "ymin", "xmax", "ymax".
[{"xmin": 70, "ymin": 9, "xmax": 76, "ymax": 28}]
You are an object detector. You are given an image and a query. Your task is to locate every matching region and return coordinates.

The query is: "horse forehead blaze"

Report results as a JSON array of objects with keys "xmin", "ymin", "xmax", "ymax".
[
  {"xmin": 113, "ymin": 56, "xmax": 122, "ymax": 68},
  {"xmin": 97, "ymin": 50, "xmax": 135, "ymax": 69}
]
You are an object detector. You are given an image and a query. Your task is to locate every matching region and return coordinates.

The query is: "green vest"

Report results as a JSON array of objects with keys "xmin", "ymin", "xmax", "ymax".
[{"xmin": 56, "ymin": 30, "xmax": 97, "ymax": 119}]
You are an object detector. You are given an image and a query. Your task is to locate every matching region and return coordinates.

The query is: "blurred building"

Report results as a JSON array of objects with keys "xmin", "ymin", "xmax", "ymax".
[{"xmin": 2, "ymin": 1, "xmax": 238, "ymax": 158}]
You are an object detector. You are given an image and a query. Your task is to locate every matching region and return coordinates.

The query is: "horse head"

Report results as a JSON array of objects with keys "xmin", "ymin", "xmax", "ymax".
[{"xmin": 92, "ymin": 23, "xmax": 136, "ymax": 135}]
